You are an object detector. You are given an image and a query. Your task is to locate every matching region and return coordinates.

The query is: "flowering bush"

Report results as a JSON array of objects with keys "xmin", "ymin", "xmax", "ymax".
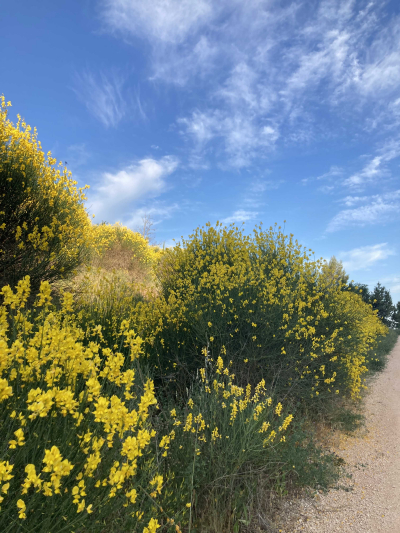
[
  {"xmin": 0, "ymin": 277, "xmax": 163, "ymax": 532},
  {"xmin": 0, "ymin": 95, "xmax": 391, "ymax": 531},
  {"xmin": 0, "ymin": 277, "xmax": 297, "ymax": 532},
  {"xmin": 0, "ymin": 96, "xmax": 92, "ymax": 294},
  {"xmin": 124, "ymin": 222, "xmax": 386, "ymax": 402},
  {"xmin": 90, "ymin": 222, "xmax": 162, "ymax": 274}
]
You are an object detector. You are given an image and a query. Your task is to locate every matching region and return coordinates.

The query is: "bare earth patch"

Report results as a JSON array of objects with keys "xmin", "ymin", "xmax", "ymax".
[{"xmin": 277, "ymin": 337, "xmax": 400, "ymax": 533}]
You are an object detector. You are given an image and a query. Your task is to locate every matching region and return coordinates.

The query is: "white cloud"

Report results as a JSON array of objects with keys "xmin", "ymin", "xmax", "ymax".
[
  {"xmin": 124, "ymin": 203, "xmax": 180, "ymax": 231},
  {"xmin": 221, "ymin": 209, "xmax": 258, "ymax": 225},
  {"xmin": 98, "ymin": 0, "xmax": 400, "ymax": 166},
  {"xmin": 249, "ymin": 179, "xmax": 281, "ymax": 193},
  {"xmin": 343, "ymin": 139, "xmax": 400, "ymax": 188},
  {"xmin": 99, "ymin": 0, "xmax": 215, "ymax": 44},
  {"xmin": 339, "ymin": 195, "xmax": 370, "ymax": 207},
  {"xmin": 343, "ymin": 156, "xmax": 384, "ymax": 188},
  {"xmin": 72, "ymin": 70, "xmax": 129, "ymax": 128},
  {"xmin": 381, "ymin": 276, "xmax": 400, "ymax": 304},
  {"xmin": 302, "ymin": 166, "xmax": 343, "ymax": 185},
  {"xmin": 310, "ymin": 137, "xmax": 400, "ymax": 197},
  {"xmin": 338, "ymin": 243, "xmax": 396, "ymax": 272},
  {"xmin": 381, "ymin": 275, "xmax": 400, "ymax": 292},
  {"xmin": 150, "ymin": 36, "xmax": 219, "ymax": 86},
  {"xmin": 327, "ymin": 190, "xmax": 400, "ymax": 232},
  {"xmin": 179, "ymin": 106, "xmax": 279, "ymax": 169},
  {"xmin": 88, "ymin": 156, "xmax": 179, "ymax": 223}
]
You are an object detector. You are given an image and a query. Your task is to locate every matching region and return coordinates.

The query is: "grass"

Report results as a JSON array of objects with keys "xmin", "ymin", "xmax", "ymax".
[{"xmin": 365, "ymin": 328, "xmax": 399, "ymax": 375}]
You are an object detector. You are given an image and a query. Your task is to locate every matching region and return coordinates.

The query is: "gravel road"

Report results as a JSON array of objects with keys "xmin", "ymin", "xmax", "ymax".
[{"xmin": 279, "ymin": 336, "xmax": 400, "ymax": 533}]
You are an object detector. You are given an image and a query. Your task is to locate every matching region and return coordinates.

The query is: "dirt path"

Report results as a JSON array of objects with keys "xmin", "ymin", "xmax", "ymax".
[{"xmin": 279, "ymin": 336, "xmax": 400, "ymax": 533}]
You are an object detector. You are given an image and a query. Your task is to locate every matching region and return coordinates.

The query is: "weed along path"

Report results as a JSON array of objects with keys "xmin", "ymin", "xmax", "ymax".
[{"xmin": 280, "ymin": 337, "xmax": 400, "ymax": 533}]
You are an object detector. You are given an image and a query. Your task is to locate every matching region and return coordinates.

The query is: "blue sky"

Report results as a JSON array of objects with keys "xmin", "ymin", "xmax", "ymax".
[{"xmin": 1, "ymin": 0, "xmax": 400, "ymax": 302}]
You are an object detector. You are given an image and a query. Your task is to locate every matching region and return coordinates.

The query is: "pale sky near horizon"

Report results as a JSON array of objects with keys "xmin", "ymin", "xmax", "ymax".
[{"xmin": 1, "ymin": 0, "xmax": 399, "ymax": 303}]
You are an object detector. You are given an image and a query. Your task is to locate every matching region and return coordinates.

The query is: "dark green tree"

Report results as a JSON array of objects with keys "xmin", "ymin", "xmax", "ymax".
[
  {"xmin": 392, "ymin": 301, "xmax": 400, "ymax": 329},
  {"xmin": 370, "ymin": 282, "xmax": 394, "ymax": 327}
]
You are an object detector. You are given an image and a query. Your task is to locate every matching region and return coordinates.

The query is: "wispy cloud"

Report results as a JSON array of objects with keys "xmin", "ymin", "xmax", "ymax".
[
  {"xmin": 248, "ymin": 179, "xmax": 281, "ymax": 193},
  {"xmin": 99, "ymin": 0, "xmax": 400, "ymax": 167},
  {"xmin": 343, "ymin": 139, "xmax": 400, "ymax": 188},
  {"xmin": 338, "ymin": 243, "xmax": 396, "ymax": 272},
  {"xmin": 99, "ymin": 0, "xmax": 215, "ymax": 44},
  {"xmin": 339, "ymin": 194, "xmax": 370, "ymax": 207},
  {"xmin": 66, "ymin": 144, "xmax": 91, "ymax": 169},
  {"xmin": 306, "ymin": 136, "xmax": 400, "ymax": 194},
  {"xmin": 125, "ymin": 203, "xmax": 180, "ymax": 231},
  {"xmin": 179, "ymin": 107, "xmax": 279, "ymax": 169},
  {"xmin": 72, "ymin": 70, "xmax": 128, "ymax": 127},
  {"xmin": 302, "ymin": 166, "xmax": 343, "ymax": 185},
  {"xmin": 221, "ymin": 209, "xmax": 259, "ymax": 225},
  {"xmin": 380, "ymin": 275, "xmax": 400, "ymax": 302},
  {"xmin": 88, "ymin": 156, "xmax": 179, "ymax": 224},
  {"xmin": 239, "ymin": 178, "xmax": 283, "ymax": 209},
  {"xmin": 327, "ymin": 190, "xmax": 400, "ymax": 232}
]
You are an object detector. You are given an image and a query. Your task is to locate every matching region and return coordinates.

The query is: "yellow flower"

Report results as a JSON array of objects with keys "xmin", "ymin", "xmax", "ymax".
[
  {"xmin": 0, "ymin": 378, "xmax": 12, "ymax": 402},
  {"xmin": 17, "ymin": 499, "xmax": 26, "ymax": 519},
  {"xmin": 8, "ymin": 428, "xmax": 25, "ymax": 448},
  {"xmin": 143, "ymin": 518, "xmax": 161, "ymax": 533}
]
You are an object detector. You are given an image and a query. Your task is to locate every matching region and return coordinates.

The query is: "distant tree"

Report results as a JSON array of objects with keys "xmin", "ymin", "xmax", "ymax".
[
  {"xmin": 320, "ymin": 256, "xmax": 349, "ymax": 288},
  {"xmin": 392, "ymin": 301, "xmax": 400, "ymax": 329},
  {"xmin": 370, "ymin": 282, "xmax": 394, "ymax": 327},
  {"xmin": 137, "ymin": 214, "xmax": 156, "ymax": 244},
  {"xmin": 347, "ymin": 282, "xmax": 370, "ymax": 304}
]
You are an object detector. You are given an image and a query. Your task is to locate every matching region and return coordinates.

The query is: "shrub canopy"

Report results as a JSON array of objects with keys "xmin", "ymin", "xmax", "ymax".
[
  {"xmin": 126, "ymin": 222, "xmax": 387, "ymax": 402},
  {"xmin": 0, "ymin": 96, "xmax": 92, "ymax": 293}
]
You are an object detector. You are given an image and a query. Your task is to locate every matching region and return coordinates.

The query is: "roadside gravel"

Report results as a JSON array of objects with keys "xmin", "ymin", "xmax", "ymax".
[{"xmin": 278, "ymin": 336, "xmax": 400, "ymax": 533}]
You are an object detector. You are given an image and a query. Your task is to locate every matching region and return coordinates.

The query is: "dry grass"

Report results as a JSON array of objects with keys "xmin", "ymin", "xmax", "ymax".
[{"xmin": 52, "ymin": 241, "xmax": 159, "ymax": 304}]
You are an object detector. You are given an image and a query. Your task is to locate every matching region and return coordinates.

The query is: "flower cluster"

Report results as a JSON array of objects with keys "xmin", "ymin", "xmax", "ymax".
[{"xmin": 0, "ymin": 278, "xmax": 162, "ymax": 531}]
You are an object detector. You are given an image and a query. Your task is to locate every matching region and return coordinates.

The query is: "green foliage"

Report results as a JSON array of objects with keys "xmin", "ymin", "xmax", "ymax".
[
  {"xmin": 391, "ymin": 301, "xmax": 400, "ymax": 330},
  {"xmin": 365, "ymin": 328, "xmax": 399, "ymax": 374},
  {"xmin": 370, "ymin": 282, "xmax": 394, "ymax": 327},
  {"xmin": 346, "ymin": 282, "xmax": 370, "ymax": 304}
]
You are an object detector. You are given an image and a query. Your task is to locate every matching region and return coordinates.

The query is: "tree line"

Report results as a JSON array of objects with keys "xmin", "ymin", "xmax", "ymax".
[{"xmin": 324, "ymin": 257, "xmax": 400, "ymax": 329}]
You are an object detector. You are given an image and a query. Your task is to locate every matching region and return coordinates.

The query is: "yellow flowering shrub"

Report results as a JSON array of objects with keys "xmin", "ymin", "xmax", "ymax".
[
  {"xmin": 324, "ymin": 289, "xmax": 387, "ymax": 397},
  {"xmin": 90, "ymin": 221, "xmax": 162, "ymax": 270},
  {"xmin": 0, "ymin": 277, "xmax": 164, "ymax": 532},
  {"xmin": 125, "ymin": 222, "xmax": 385, "ymax": 402},
  {"xmin": 0, "ymin": 96, "xmax": 92, "ymax": 293}
]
